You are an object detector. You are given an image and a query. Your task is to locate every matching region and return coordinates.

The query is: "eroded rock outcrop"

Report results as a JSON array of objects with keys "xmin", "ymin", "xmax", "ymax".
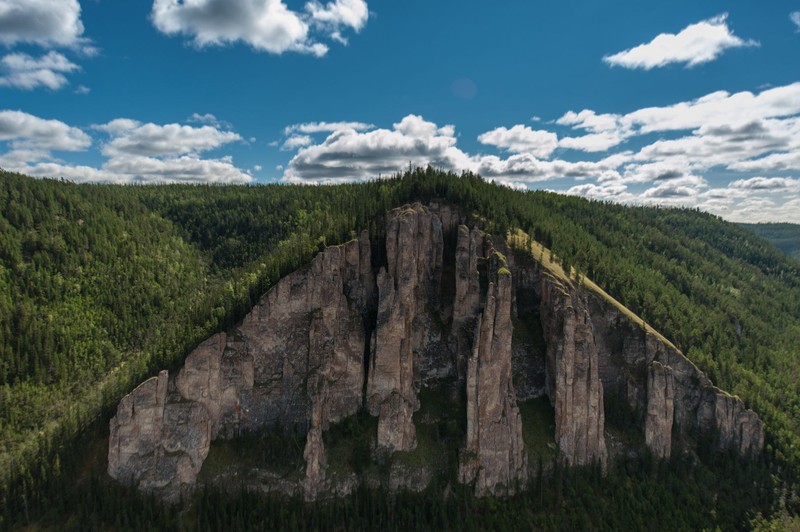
[
  {"xmin": 110, "ymin": 233, "xmax": 374, "ymax": 500},
  {"xmin": 108, "ymin": 370, "xmax": 211, "ymax": 503},
  {"xmin": 367, "ymin": 205, "xmax": 447, "ymax": 452},
  {"xmin": 460, "ymin": 261, "xmax": 527, "ymax": 495},
  {"xmin": 587, "ymin": 301, "xmax": 765, "ymax": 460},
  {"xmin": 110, "ymin": 202, "xmax": 764, "ymax": 504},
  {"xmin": 646, "ymin": 361, "xmax": 675, "ymax": 459},
  {"xmin": 540, "ymin": 274, "xmax": 608, "ymax": 470},
  {"xmin": 451, "ymin": 225, "xmax": 485, "ymax": 390}
]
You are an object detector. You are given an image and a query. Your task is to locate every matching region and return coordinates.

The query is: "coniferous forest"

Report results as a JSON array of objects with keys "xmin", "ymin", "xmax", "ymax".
[{"xmin": 2, "ymin": 167, "xmax": 800, "ymax": 529}]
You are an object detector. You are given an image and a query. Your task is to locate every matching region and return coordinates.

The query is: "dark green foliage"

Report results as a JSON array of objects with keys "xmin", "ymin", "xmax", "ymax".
[
  {"xmin": 2, "ymin": 167, "xmax": 800, "ymax": 527},
  {"xmin": 18, "ymin": 447, "xmax": 779, "ymax": 531},
  {"xmin": 739, "ymin": 222, "xmax": 800, "ymax": 262}
]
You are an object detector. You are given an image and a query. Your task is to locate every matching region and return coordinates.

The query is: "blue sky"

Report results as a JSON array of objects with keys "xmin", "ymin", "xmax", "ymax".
[{"xmin": 1, "ymin": 0, "xmax": 799, "ymax": 222}]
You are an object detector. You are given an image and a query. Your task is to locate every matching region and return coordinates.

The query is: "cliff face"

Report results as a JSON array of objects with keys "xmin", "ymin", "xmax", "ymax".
[
  {"xmin": 586, "ymin": 300, "xmax": 764, "ymax": 460},
  {"xmin": 539, "ymin": 274, "xmax": 608, "ymax": 470},
  {"xmin": 109, "ymin": 203, "xmax": 764, "ymax": 503},
  {"xmin": 460, "ymin": 258, "xmax": 527, "ymax": 495},
  {"xmin": 108, "ymin": 370, "xmax": 210, "ymax": 504},
  {"xmin": 109, "ymin": 232, "xmax": 373, "ymax": 501}
]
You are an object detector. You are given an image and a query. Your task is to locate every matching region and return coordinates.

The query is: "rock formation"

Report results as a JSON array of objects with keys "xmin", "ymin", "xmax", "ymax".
[
  {"xmin": 366, "ymin": 205, "xmax": 447, "ymax": 452},
  {"xmin": 109, "ymin": 233, "xmax": 374, "ymax": 500},
  {"xmin": 645, "ymin": 361, "xmax": 675, "ymax": 459},
  {"xmin": 451, "ymin": 226, "xmax": 484, "ymax": 390},
  {"xmin": 460, "ymin": 254, "xmax": 527, "ymax": 495},
  {"xmin": 585, "ymin": 302, "xmax": 765, "ymax": 461},
  {"xmin": 539, "ymin": 274, "xmax": 608, "ymax": 470},
  {"xmin": 109, "ymin": 202, "xmax": 764, "ymax": 504},
  {"xmin": 108, "ymin": 370, "xmax": 210, "ymax": 503}
]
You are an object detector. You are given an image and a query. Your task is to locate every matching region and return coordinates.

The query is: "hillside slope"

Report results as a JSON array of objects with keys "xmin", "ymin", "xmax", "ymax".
[
  {"xmin": 2, "ymin": 168, "xmax": 800, "ymax": 528},
  {"xmin": 740, "ymin": 222, "xmax": 800, "ymax": 262}
]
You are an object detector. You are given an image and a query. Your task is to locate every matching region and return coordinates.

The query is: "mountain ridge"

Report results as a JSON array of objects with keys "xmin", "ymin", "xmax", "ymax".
[{"xmin": 1, "ymin": 168, "xmax": 799, "ymax": 528}]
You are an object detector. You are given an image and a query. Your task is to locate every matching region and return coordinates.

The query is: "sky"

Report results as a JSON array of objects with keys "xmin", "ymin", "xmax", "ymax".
[{"xmin": 1, "ymin": 1, "xmax": 799, "ymax": 223}]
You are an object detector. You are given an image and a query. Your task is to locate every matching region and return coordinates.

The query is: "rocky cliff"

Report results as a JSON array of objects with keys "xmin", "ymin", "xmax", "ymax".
[
  {"xmin": 539, "ymin": 273, "xmax": 608, "ymax": 470},
  {"xmin": 459, "ymin": 252, "xmax": 528, "ymax": 495},
  {"xmin": 109, "ymin": 203, "xmax": 764, "ymax": 503}
]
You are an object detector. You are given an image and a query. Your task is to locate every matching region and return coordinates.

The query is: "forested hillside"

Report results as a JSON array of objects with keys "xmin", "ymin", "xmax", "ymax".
[
  {"xmin": 740, "ymin": 223, "xmax": 800, "ymax": 262},
  {"xmin": 2, "ymin": 167, "xmax": 800, "ymax": 529}
]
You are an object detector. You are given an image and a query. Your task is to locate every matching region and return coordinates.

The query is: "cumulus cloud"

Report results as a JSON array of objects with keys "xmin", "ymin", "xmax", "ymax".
[
  {"xmin": 477, "ymin": 125, "xmax": 558, "ymax": 158},
  {"xmin": 306, "ymin": 0, "xmax": 368, "ymax": 31},
  {"xmin": 640, "ymin": 175, "xmax": 708, "ymax": 199},
  {"xmin": 0, "ymin": 111, "xmax": 251, "ymax": 184},
  {"xmin": 0, "ymin": 0, "xmax": 86, "ymax": 48},
  {"xmin": 151, "ymin": 0, "xmax": 369, "ymax": 56},
  {"xmin": 603, "ymin": 14, "xmax": 758, "ymax": 69},
  {"xmin": 0, "ymin": 110, "xmax": 90, "ymax": 151},
  {"xmin": 281, "ymin": 134, "xmax": 312, "ymax": 150},
  {"xmin": 729, "ymin": 176, "xmax": 800, "ymax": 190},
  {"xmin": 567, "ymin": 182, "xmax": 629, "ymax": 200},
  {"xmin": 283, "ymin": 120, "xmax": 373, "ymax": 135},
  {"xmin": 792, "ymin": 12, "xmax": 800, "ymax": 31},
  {"xmin": 95, "ymin": 119, "xmax": 242, "ymax": 157},
  {"xmin": 558, "ymin": 132, "xmax": 626, "ymax": 153},
  {"xmin": 0, "ymin": 51, "xmax": 79, "ymax": 90},
  {"xmin": 283, "ymin": 114, "xmax": 468, "ymax": 183}
]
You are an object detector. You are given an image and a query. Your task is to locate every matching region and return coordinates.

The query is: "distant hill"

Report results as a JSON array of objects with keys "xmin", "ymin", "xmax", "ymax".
[{"xmin": 739, "ymin": 223, "xmax": 800, "ymax": 261}]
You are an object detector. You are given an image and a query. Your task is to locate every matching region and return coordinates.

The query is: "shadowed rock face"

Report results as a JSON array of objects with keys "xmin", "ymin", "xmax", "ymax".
[
  {"xmin": 108, "ymin": 370, "xmax": 211, "ymax": 504},
  {"xmin": 539, "ymin": 274, "xmax": 608, "ymax": 470},
  {"xmin": 584, "ymin": 299, "xmax": 764, "ymax": 461},
  {"xmin": 460, "ymin": 264, "xmax": 528, "ymax": 495},
  {"xmin": 110, "ymin": 203, "xmax": 763, "ymax": 503},
  {"xmin": 646, "ymin": 361, "xmax": 675, "ymax": 459}
]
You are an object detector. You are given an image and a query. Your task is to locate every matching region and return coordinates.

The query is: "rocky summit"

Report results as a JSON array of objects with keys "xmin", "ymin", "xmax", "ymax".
[{"xmin": 108, "ymin": 203, "xmax": 764, "ymax": 503}]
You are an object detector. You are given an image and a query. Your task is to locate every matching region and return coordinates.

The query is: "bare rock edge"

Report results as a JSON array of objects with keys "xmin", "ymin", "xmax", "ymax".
[{"xmin": 108, "ymin": 203, "xmax": 763, "ymax": 503}]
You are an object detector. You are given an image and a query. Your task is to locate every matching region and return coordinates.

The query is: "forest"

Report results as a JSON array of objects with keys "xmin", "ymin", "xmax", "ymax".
[
  {"xmin": 740, "ymin": 222, "xmax": 800, "ymax": 262},
  {"xmin": 2, "ymin": 167, "xmax": 800, "ymax": 529}
]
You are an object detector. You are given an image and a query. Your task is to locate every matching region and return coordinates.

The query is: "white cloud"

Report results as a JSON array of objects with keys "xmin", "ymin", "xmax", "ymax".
[
  {"xmin": 553, "ymin": 84, "xmax": 800, "ymax": 162},
  {"xmin": 0, "ymin": 0, "xmax": 86, "ymax": 48},
  {"xmin": 473, "ymin": 152, "xmax": 626, "ymax": 183},
  {"xmin": 306, "ymin": 0, "xmax": 368, "ymax": 31},
  {"xmin": 276, "ymin": 80, "xmax": 800, "ymax": 222},
  {"xmin": 558, "ymin": 132, "xmax": 625, "ymax": 152},
  {"xmin": 567, "ymin": 182, "xmax": 629, "ymax": 200},
  {"xmin": 477, "ymin": 125, "xmax": 558, "ymax": 158},
  {"xmin": 281, "ymin": 134, "xmax": 312, "ymax": 150},
  {"xmin": 96, "ymin": 119, "xmax": 242, "ymax": 157},
  {"xmin": 603, "ymin": 14, "xmax": 758, "ymax": 70},
  {"xmin": 102, "ymin": 154, "xmax": 252, "ymax": 184},
  {"xmin": 729, "ymin": 176, "xmax": 800, "ymax": 190},
  {"xmin": 284, "ymin": 120, "xmax": 373, "ymax": 135},
  {"xmin": 0, "ymin": 110, "xmax": 90, "ymax": 151},
  {"xmin": 187, "ymin": 112, "xmax": 231, "ymax": 129},
  {"xmin": 0, "ymin": 111, "xmax": 251, "ymax": 185},
  {"xmin": 283, "ymin": 114, "xmax": 468, "ymax": 183},
  {"xmin": 792, "ymin": 12, "xmax": 800, "ymax": 31},
  {"xmin": 640, "ymin": 175, "xmax": 708, "ymax": 199},
  {"xmin": 0, "ymin": 51, "xmax": 79, "ymax": 90},
  {"xmin": 556, "ymin": 109, "xmax": 623, "ymax": 133},
  {"xmin": 151, "ymin": 0, "xmax": 369, "ymax": 56}
]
